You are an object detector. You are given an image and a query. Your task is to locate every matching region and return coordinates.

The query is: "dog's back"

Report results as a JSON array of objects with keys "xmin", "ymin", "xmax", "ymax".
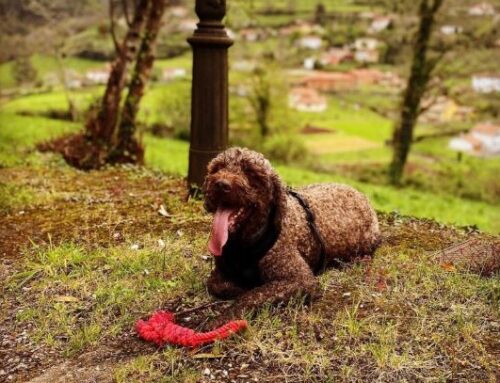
[{"xmin": 297, "ymin": 183, "xmax": 380, "ymax": 264}]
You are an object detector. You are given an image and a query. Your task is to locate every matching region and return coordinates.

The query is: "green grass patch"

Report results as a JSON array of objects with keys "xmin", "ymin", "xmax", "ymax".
[{"xmin": 10, "ymin": 238, "xmax": 210, "ymax": 356}]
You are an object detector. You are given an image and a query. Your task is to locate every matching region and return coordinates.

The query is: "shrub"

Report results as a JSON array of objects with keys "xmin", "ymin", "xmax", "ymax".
[{"xmin": 262, "ymin": 134, "xmax": 308, "ymax": 164}]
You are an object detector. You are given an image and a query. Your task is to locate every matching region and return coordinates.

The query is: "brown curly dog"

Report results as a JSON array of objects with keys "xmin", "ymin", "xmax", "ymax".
[{"xmin": 203, "ymin": 147, "xmax": 380, "ymax": 319}]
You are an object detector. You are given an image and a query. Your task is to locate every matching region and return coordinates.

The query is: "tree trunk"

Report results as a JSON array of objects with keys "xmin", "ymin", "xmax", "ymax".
[
  {"xmin": 86, "ymin": 0, "xmax": 151, "ymax": 147},
  {"xmin": 388, "ymin": 0, "xmax": 444, "ymax": 185},
  {"xmin": 111, "ymin": 0, "xmax": 166, "ymax": 164}
]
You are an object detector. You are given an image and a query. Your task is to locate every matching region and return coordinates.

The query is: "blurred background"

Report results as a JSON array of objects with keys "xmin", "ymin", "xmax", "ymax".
[{"xmin": 0, "ymin": 0, "xmax": 499, "ymax": 232}]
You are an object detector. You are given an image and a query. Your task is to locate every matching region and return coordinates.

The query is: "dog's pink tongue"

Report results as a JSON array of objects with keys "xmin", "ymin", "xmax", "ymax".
[{"xmin": 208, "ymin": 208, "xmax": 232, "ymax": 256}]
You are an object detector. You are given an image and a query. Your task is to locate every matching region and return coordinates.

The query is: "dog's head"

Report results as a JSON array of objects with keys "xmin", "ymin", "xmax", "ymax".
[{"xmin": 203, "ymin": 147, "xmax": 286, "ymax": 256}]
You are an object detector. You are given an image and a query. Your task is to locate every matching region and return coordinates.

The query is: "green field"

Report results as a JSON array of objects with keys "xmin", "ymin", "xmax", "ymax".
[{"xmin": 1, "ymin": 106, "xmax": 498, "ymax": 232}]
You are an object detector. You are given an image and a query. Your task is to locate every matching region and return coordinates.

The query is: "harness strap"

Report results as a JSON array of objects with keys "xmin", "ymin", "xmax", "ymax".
[{"xmin": 287, "ymin": 188, "xmax": 328, "ymax": 273}]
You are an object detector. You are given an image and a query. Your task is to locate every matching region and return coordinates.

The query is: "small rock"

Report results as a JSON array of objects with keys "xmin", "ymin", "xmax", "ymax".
[
  {"xmin": 158, "ymin": 239, "xmax": 166, "ymax": 250},
  {"xmin": 203, "ymin": 368, "xmax": 211, "ymax": 376},
  {"xmin": 342, "ymin": 292, "xmax": 351, "ymax": 297},
  {"xmin": 130, "ymin": 244, "xmax": 140, "ymax": 250},
  {"xmin": 222, "ymin": 370, "xmax": 229, "ymax": 377}
]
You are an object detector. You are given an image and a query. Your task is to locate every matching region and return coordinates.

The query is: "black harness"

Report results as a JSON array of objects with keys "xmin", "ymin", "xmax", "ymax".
[
  {"xmin": 216, "ymin": 189, "xmax": 328, "ymax": 287},
  {"xmin": 287, "ymin": 188, "xmax": 328, "ymax": 273}
]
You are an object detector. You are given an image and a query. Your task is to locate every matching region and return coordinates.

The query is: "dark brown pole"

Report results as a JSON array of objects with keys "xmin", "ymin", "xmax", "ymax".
[{"xmin": 187, "ymin": 0, "xmax": 233, "ymax": 189}]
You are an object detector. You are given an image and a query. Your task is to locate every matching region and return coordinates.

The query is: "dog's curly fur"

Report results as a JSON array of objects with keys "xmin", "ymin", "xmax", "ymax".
[{"xmin": 203, "ymin": 147, "xmax": 380, "ymax": 318}]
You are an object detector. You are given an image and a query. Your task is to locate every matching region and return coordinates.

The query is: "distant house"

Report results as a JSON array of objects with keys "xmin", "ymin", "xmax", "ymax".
[
  {"xmin": 301, "ymin": 71, "xmax": 356, "ymax": 92},
  {"xmin": 350, "ymin": 69, "xmax": 385, "ymax": 85},
  {"xmin": 354, "ymin": 49, "xmax": 379, "ymax": 63},
  {"xmin": 320, "ymin": 48, "xmax": 354, "ymax": 66},
  {"xmin": 162, "ymin": 68, "xmax": 187, "ymax": 81},
  {"xmin": 420, "ymin": 96, "xmax": 473, "ymax": 123},
  {"xmin": 468, "ymin": 2, "xmax": 496, "ymax": 16},
  {"xmin": 353, "ymin": 38, "xmax": 380, "ymax": 63},
  {"xmin": 297, "ymin": 36, "xmax": 323, "ymax": 50},
  {"xmin": 85, "ymin": 69, "xmax": 109, "ymax": 85},
  {"xmin": 449, "ymin": 122, "xmax": 500, "ymax": 156},
  {"xmin": 239, "ymin": 28, "xmax": 262, "ymax": 42},
  {"xmin": 354, "ymin": 37, "xmax": 380, "ymax": 51},
  {"xmin": 288, "ymin": 87, "xmax": 327, "ymax": 112},
  {"xmin": 368, "ymin": 17, "xmax": 392, "ymax": 33},
  {"xmin": 471, "ymin": 74, "xmax": 500, "ymax": 93},
  {"xmin": 303, "ymin": 57, "xmax": 316, "ymax": 70},
  {"xmin": 377, "ymin": 71, "xmax": 404, "ymax": 89},
  {"xmin": 440, "ymin": 25, "xmax": 463, "ymax": 35}
]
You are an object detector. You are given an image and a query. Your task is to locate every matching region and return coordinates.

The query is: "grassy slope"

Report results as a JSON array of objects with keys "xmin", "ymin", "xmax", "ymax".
[
  {"xmin": 2, "ymin": 158, "xmax": 498, "ymax": 382},
  {"xmin": 0, "ymin": 110, "xmax": 498, "ymax": 232}
]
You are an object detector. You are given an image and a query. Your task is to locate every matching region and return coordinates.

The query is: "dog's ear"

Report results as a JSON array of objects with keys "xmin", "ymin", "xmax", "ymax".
[{"xmin": 270, "ymin": 172, "xmax": 287, "ymax": 228}]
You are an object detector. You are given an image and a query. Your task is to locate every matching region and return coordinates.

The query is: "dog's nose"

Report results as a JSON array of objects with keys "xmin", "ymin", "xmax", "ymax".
[{"xmin": 215, "ymin": 179, "xmax": 232, "ymax": 193}]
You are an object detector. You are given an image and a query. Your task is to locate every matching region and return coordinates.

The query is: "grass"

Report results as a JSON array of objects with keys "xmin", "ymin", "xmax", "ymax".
[
  {"xmin": 0, "ymin": 91, "xmax": 498, "ymax": 383},
  {"xmin": 10, "ymin": 238, "xmax": 210, "ymax": 357},
  {"xmin": 0, "ymin": 105, "xmax": 498, "ymax": 232},
  {"xmin": 4, "ymin": 199, "xmax": 499, "ymax": 381},
  {"xmin": 0, "ymin": 54, "xmax": 105, "ymax": 89}
]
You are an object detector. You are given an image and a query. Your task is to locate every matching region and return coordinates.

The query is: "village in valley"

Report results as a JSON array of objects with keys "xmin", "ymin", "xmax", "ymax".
[{"xmin": 3, "ymin": 1, "xmax": 499, "ymax": 160}]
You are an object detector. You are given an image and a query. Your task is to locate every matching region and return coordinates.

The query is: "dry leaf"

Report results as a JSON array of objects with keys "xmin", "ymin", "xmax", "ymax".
[
  {"xmin": 158, "ymin": 205, "xmax": 170, "ymax": 217},
  {"xmin": 440, "ymin": 262, "xmax": 456, "ymax": 272}
]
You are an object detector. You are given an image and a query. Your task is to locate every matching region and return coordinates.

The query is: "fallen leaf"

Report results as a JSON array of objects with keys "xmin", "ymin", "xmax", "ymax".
[
  {"xmin": 158, "ymin": 205, "xmax": 170, "ymax": 217},
  {"xmin": 375, "ymin": 277, "xmax": 388, "ymax": 292},
  {"xmin": 441, "ymin": 262, "xmax": 456, "ymax": 272}
]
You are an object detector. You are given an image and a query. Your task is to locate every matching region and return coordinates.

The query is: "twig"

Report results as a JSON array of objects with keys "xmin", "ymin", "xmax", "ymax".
[
  {"xmin": 175, "ymin": 301, "xmax": 229, "ymax": 317},
  {"xmin": 109, "ymin": 0, "xmax": 122, "ymax": 55},
  {"xmin": 121, "ymin": 0, "xmax": 132, "ymax": 27}
]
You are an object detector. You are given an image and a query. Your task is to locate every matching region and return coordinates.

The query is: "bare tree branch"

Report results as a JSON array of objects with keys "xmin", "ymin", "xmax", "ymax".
[
  {"xmin": 109, "ymin": 0, "xmax": 122, "ymax": 55},
  {"xmin": 121, "ymin": 0, "xmax": 132, "ymax": 28}
]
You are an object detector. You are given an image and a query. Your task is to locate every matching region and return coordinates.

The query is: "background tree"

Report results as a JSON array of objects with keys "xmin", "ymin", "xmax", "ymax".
[
  {"xmin": 11, "ymin": 56, "xmax": 37, "ymax": 86},
  {"xmin": 389, "ymin": 0, "xmax": 445, "ymax": 185},
  {"xmin": 314, "ymin": 3, "xmax": 327, "ymax": 26},
  {"xmin": 111, "ymin": 0, "xmax": 167, "ymax": 164},
  {"xmin": 248, "ymin": 66, "xmax": 272, "ymax": 139},
  {"xmin": 73, "ymin": 0, "xmax": 151, "ymax": 168}
]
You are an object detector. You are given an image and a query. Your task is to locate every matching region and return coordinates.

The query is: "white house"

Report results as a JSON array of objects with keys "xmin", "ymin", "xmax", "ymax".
[
  {"xmin": 303, "ymin": 57, "xmax": 316, "ymax": 70},
  {"xmin": 354, "ymin": 37, "xmax": 380, "ymax": 51},
  {"xmin": 368, "ymin": 17, "xmax": 392, "ymax": 33},
  {"xmin": 354, "ymin": 49, "xmax": 379, "ymax": 63},
  {"xmin": 297, "ymin": 36, "xmax": 323, "ymax": 50},
  {"xmin": 288, "ymin": 87, "xmax": 327, "ymax": 112},
  {"xmin": 449, "ymin": 122, "xmax": 500, "ymax": 156},
  {"xmin": 85, "ymin": 69, "xmax": 109, "ymax": 85},
  {"xmin": 162, "ymin": 68, "xmax": 187, "ymax": 81},
  {"xmin": 440, "ymin": 25, "xmax": 463, "ymax": 35},
  {"xmin": 468, "ymin": 2, "xmax": 496, "ymax": 16},
  {"xmin": 471, "ymin": 74, "xmax": 500, "ymax": 93}
]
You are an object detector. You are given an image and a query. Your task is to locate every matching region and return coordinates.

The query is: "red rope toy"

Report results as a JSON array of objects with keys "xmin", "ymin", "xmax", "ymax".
[{"xmin": 136, "ymin": 311, "xmax": 248, "ymax": 347}]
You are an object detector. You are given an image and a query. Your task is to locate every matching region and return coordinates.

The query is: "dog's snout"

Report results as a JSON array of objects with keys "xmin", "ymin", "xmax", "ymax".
[{"xmin": 215, "ymin": 179, "xmax": 232, "ymax": 193}]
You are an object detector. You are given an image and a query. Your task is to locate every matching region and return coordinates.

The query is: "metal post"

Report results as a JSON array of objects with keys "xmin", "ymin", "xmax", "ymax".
[{"xmin": 187, "ymin": 0, "xmax": 233, "ymax": 189}]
